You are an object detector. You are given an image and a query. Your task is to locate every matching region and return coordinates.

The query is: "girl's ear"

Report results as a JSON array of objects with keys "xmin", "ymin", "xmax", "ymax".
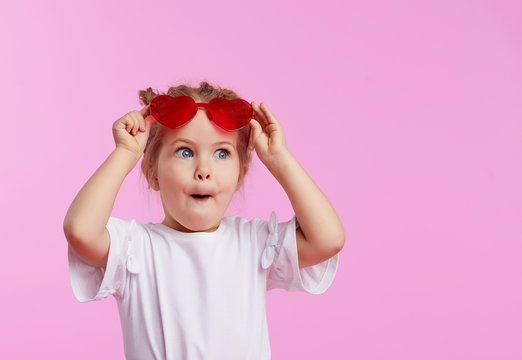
[
  {"xmin": 150, "ymin": 176, "xmax": 160, "ymax": 191},
  {"xmin": 146, "ymin": 164, "xmax": 160, "ymax": 191}
]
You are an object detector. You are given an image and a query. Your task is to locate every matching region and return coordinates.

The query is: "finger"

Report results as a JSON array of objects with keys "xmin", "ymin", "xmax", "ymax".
[
  {"xmin": 252, "ymin": 102, "xmax": 269, "ymax": 128},
  {"xmin": 125, "ymin": 118, "xmax": 134, "ymax": 134},
  {"xmin": 132, "ymin": 113, "xmax": 143, "ymax": 135},
  {"xmin": 133, "ymin": 106, "xmax": 148, "ymax": 131},
  {"xmin": 259, "ymin": 102, "xmax": 279, "ymax": 125},
  {"xmin": 248, "ymin": 122, "xmax": 255, "ymax": 150},
  {"xmin": 131, "ymin": 114, "xmax": 140, "ymax": 135},
  {"xmin": 134, "ymin": 111, "xmax": 147, "ymax": 134},
  {"xmin": 249, "ymin": 119, "xmax": 263, "ymax": 140},
  {"xmin": 139, "ymin": 115, "xmax": 148, "ymax": 132},
  {"xmin": 137, "ymin": 112, "xmax": 146, "ymax": 132},
  {"xmin": 144, "ymin": 114, "xmax": 156, "ymax": 131}
]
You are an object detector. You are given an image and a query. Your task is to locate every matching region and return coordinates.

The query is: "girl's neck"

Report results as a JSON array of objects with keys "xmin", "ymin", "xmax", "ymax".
[{"xmin": 161, "ymin": 217, "xmax": 221, "ymax": 233}]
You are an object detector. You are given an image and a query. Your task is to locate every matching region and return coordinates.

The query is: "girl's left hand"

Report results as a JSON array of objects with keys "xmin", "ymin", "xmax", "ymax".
[{"xmin": 249, "ymin": 102, "xmax": 288, "ymax": 168}]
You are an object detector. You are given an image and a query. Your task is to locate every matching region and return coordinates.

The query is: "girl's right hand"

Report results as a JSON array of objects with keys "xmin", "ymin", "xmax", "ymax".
[{"xmin": 112, "ymin": 106, "xmax": 156, "ymax": 158}]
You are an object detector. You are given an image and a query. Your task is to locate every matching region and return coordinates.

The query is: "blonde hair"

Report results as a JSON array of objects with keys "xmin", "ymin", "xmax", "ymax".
[{"xmin": 138, "ymin": 81, "xmax": 252, "ymax": 190}]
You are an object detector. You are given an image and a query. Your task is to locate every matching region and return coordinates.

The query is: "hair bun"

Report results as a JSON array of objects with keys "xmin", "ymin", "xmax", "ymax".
[{"xmin": 138, "ymin": 87, "xmax": 160, "ymax": 106}]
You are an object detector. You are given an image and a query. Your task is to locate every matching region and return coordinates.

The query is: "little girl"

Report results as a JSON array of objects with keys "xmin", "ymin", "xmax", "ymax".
[{"xmin": 64, "ymin": 81, "xmax": 344, "ymax": 359}]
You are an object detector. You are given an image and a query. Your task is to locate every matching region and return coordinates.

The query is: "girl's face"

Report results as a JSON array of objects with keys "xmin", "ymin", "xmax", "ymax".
[{"xmin": 155, "ymin": 108, "xmax": 243, "ymax": 232}]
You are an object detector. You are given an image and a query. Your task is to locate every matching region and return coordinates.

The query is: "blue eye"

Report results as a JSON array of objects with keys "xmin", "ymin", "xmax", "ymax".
[
  {"xmin": 214, "ymin": 149, "xmax": 229, "ymax": 159},
  {"xmin": 176, "ymin": 147, "xmax": 193, "ymax": 158}
]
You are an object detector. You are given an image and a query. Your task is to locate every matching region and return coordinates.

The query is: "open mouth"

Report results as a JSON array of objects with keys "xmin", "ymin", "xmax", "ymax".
[{"xmin": 191, "ymin": 194, "xmax": 211, "ymax": 199}]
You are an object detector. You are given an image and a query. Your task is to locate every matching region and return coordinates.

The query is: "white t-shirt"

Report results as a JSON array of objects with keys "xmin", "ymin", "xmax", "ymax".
[{"xmin": 68, "ymin": 212, "xmax": 339, "ymax": 360}]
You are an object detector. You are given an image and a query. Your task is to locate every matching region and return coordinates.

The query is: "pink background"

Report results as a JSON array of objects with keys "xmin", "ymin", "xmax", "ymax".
[{"xmin": 1, "ymin": 0, "xmax": 521, "ymax": 358}]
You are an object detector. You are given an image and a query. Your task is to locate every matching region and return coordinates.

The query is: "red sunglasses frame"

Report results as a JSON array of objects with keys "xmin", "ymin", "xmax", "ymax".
[{"xmin": 149, "ymin": 95, "xmax": 253, "ymax": 132}]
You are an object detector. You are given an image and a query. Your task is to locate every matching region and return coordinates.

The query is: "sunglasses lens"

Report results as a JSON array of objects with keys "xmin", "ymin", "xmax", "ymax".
[
  {"xmin": 150, "ymin": 95, "xmax": 197, "ymax": 129},
  {"xmin": 208, "ymin": 98, "xmax": 252, "ymax": 131}
]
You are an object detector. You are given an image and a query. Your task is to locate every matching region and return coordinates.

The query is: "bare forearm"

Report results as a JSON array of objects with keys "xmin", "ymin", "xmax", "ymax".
[
  {"xmin": 268, "ymin": 150, "xmax": 345, "ymax": 250},
  {"xmin": 63, "ymin": 147, "xmax": 139, "ymax": 243}
]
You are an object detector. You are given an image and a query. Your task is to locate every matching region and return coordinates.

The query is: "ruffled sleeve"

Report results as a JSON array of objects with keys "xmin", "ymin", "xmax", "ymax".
[
  {"xmin": 261, "ymin": 211, "xmax": 339, "ymax": 294},
  {"xmin": 67, "ymin": 217, "xmax": 142, "ymax": 302}
]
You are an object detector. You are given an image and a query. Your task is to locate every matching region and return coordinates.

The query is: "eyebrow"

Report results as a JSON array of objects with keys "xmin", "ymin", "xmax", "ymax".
[{"xmin": 168, "ymin": 138, "xmax": 235, "ymax": 147}]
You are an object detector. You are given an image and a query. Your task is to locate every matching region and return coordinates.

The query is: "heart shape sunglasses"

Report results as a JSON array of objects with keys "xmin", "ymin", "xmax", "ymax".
[{"xmin": 149, "ymin": 95, "xmax": 253, "ymax": 131}]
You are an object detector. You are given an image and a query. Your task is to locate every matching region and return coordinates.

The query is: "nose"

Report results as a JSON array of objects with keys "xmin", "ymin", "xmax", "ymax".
[{"xmin": 194, "ymin": 158, "xmax": 211, "ymax": 181}]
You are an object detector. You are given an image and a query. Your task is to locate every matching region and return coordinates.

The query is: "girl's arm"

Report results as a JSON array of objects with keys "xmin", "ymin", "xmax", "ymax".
[
  {"xmin": 63, "ymin": 107, "xmax": 154, "ymax": 268},
  {"xmin": 249, "ymin": 102, "xmax": 345, "ymax": 268}
]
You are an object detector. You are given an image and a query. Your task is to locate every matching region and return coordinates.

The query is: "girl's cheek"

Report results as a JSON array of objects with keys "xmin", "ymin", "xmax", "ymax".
[
  {"xmin": 159, "ymin": 161, "xmax": 189, "ymax": 180},
  {"xmin": 215, "ymin": 158, "xmax": 239, "ymax": 171},
  {"xmin": 166, "ymin": 157, "xmax": 191, "ymax": 168}
]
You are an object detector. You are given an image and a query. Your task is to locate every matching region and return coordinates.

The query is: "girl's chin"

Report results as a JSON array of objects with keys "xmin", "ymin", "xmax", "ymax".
[{"xmin": 173, "ymin": 215, "xmax": 222, "ymax": 233}]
